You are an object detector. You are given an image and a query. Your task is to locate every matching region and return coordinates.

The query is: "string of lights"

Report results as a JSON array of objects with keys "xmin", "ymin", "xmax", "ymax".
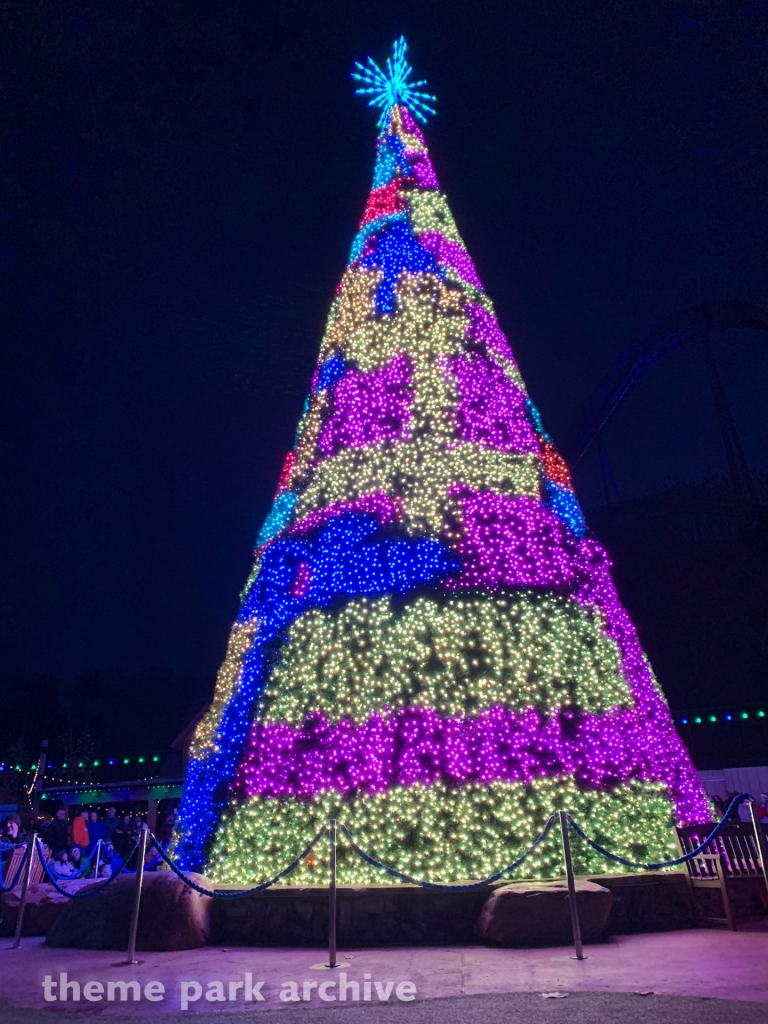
[
  {"xmin": 0, "ymin": 755, "xmax": 163, "ymax": 773},
  {"xmin": 678, "ymin": 709, "xmax": 766, "ymax": 726}
]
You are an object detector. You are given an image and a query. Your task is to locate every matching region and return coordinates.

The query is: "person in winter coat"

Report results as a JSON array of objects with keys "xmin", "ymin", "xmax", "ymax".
[
  {"xmin": 103, "ymin": 807, "xmax": 118, "ymax": 842},
  {"xmin": 42, "ymin": 808, "xmax": 69, "ymax": 856},
  {"xmin": 52, "ymin": 849, "xmax": 76, "ymax": 877},
  {"xmin": 86, "ymin": 810, "xmax": 106, "ymax": 854},
  {"xmin": 104, "ymin": 842, "xmax": 122, "ymax": 873},
  {"xmin": 1, "ymin": 813, "xmax": 27, "ymax": 846},
  {"xmin": 69, "ymin": 846, "xmax": 85, "ymax": 875},
  {"xmin": 113, "ymin": 813, "xmax": 135, "ymax": 859},
  {"xmin": 1, "ymin": 813, "xmax": 28, "ymax": 881},
  {"xmin": 71, "ymin": 810, "xmax": 89, "ymax": 851}
]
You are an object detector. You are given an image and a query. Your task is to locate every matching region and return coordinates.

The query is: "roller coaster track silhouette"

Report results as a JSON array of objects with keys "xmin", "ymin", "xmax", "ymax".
[{"xmin": 560, "ymin": 301, "xmax": 768, "ymax": 505}]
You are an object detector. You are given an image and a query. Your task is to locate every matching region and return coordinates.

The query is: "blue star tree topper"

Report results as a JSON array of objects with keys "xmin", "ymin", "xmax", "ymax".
[{"xmin": 351, "ymin": 37, "xmax": 437, "ymax": 128}]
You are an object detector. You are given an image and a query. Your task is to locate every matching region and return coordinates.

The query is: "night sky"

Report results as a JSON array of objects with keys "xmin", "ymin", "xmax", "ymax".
[{"xmin": 3, "ymin": 2, "xmax": 768, "ymax": 703}]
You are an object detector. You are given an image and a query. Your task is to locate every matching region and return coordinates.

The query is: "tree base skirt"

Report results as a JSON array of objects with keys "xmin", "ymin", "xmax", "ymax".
[
  {"xmin": 206, "ymin": 871, "xmax": 697, "ymax": 948},
  {"xmin": 11, "ymin": 871, "xmax": 760, "ymax": 948}
]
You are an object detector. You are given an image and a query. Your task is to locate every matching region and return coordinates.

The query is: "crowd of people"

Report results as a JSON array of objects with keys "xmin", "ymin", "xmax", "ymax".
[
  {"xmin": 1, "ymin": 806, "xmax": 177, "ymax": 881},
  {"xmin": 713, "ymin": 791, "xmax": 768, "ymax": 822}
]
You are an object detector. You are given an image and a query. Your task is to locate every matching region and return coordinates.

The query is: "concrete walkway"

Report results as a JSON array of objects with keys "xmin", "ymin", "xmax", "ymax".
[
  {"xmin": 1, "ymin": 992, "xmax": 768, "ymax": 1024},
  {"xmin": 0, "ymin": 927, "xmax": 766, "ymax": 1019}
]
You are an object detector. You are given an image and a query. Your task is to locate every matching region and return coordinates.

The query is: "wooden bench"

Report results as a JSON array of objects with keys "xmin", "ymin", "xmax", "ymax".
[
  {"xmin": 2, "ymin": 840, "xmax": 50, "ymax": 889},
  {"xmin": 30, "ymin": 843, "xmax": 49, "ymax": 884},
  {"xmin": 675, "ymin": 821, "xmax": 768, "ymax": 929},
  {"xmin": 1, "ymin": 845, "xmax": 27, "ymax": 889}
]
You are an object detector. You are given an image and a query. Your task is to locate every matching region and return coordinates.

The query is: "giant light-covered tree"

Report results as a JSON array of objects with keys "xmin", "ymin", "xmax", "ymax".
[{"xmin": 175, "ymin": 39, "xmax": 710, "ymax": 882}]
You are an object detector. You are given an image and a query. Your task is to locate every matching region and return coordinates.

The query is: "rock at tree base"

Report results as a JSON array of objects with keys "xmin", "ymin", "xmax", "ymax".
[
  {"xmin": 45, "ymin": 872, "xmax": 213, "ymax": 950},
  {"xmin": 474, "ymin": 879, "xmax": 612, "ymax": 947}
]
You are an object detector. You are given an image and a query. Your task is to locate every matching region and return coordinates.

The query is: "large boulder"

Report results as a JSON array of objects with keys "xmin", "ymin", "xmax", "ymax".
[
  {"xmin": 45, "ymin": 871, "xmax": 213, "ymax": 951},
  {"xmin": 474, "ymin": 879, "xmax": 612, "ymax": 947}
]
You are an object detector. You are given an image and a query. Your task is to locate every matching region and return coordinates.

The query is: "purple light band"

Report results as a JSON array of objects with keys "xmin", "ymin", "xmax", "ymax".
[
  {"xmin": 290, "ymin": 493, "xmax": 402, "ymax": 537},
  {"xmin": 465, "ymin": 303, "xmax": 517, "ymax": 363},
  {"xmin": 317, "ymin": 353, "xmax": 413, "ymax": 456},
  {"xmin": 572, "ymin": 547, "xmax": 711, "ymax": 824},
  {"xmin": 399, "ymin": 106, "xmax": 427, "ymax": 145},
  {"xmin": 235, "ymin": 704, "xmax": 677, "ymax": 801},
  {"xmin": 407, "ymin": 152, "xmax": 439, "ymax": 190},
  {"xmin": 449, "ymin": 353, "xmax": 539, "ymax": 454},
  {"xmin": 447, "ymin": 488, "xmax": 710, "ymax": 823},
  {"xmin": 397, "ymin": 108, "xmax": 438, "ymax": 187},
  {"xmin": 419, "ymin": 231, "xmax": 483, "ymax": 289},
  {"xmin": 448, "ymin": 490, "xmax": 590, "ymax": 592}
]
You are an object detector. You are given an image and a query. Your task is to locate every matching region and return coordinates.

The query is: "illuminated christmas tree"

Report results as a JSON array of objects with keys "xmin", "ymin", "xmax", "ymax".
[{"xmin": 175, "ymin": 39, "xmax": 710, "ymax": 881}]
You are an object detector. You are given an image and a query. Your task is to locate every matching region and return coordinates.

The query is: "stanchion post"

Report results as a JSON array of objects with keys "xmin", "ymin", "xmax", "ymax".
[
  {"xmin": 748, "ymin": 801, "xmax": 768, "ymax": 897},
  {"xmin": 11, "ymin": 833, "xmax": 38, "ymax": 949},
  {"xmin": 124, "ymin": 829, "xmax": 148, "ymax": 965},
  {"xmin": 559, "ymin": 811, "xmax": 587, "ymax": 961},
  {"xmin": 93, "ymin": 840, "xmax": 101, "ymax": 882},
  {"xmin": 328, "ymin": 818, "xmax": 337, "ymax": 968}
]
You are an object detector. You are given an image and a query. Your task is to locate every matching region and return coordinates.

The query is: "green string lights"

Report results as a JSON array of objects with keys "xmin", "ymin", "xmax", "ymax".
[
  {"xmin": 678, "ymin": 709, "xmax": 765, "ymax": 726},
  {"xmin": 0, "ymin": 754, "xmax": 163, "ymax": 773}
]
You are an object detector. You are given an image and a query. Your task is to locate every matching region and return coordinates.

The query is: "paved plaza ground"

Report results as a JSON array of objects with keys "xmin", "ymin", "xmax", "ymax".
[{"xmin": 0, "ymin": 926, "xmax": 767, "ymax": 1023}]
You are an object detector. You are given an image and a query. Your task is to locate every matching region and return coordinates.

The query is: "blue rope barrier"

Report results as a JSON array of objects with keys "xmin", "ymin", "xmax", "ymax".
[
  {"xmin": 0, "ymin": 841, "xmax": 27, "ymax": 852},
  {"xmin": 150, "ymin": 826, "xmax": 328, "ymax": 899},
  {"xmin": 567, "ymin": 793, "xmax": 752, "ymax": 871},
  {"xmin": 45, "ymin": 857, "xmax": 97, "ymax": 881},
  {"xmin": 41, "ymin": 834, "xmax": 163, "ymax": 881},
  {"xmin": 120, "ymin": 836, "xmax": 169, "ymax": 874},
  {"xmin": 44, "ymin": 841, "xmax": 105, "ymax": 881},
  {"xmin": 338, "ymin": 816, "xmax": 557, "ymax": 891},
  {"xmin": 22, "ymin": 794, "xmax": 755, "ymax": 904},
  {"xmin": 36, "ymin": 839, "xmax": 139, "ymax": 899},
  {"xmin": 45, "ymin": 858, "xmax": 95, "ymax": 881}
]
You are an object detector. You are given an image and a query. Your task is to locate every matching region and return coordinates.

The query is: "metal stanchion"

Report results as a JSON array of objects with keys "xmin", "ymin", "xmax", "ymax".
[
  {"xmin": 328, "ymin": 818, "xmax": 338, "ymax": 968},
  {"xmin": 559, "ymin": 811, "xmax": 587, "ymax": 961},
  {"xmin": 11, "ymin": 833, "xmax": 38, "ymax": 949},
  {"xmin": 93, "ymin": 840, "xmax": 101, "ymax": 881},
  {"xmin": 310, "ymin": 820, "xmax": 342, "ymax": 971},
  {"xmin": 748, "ymin": 801, "xmax": 768, "ymax": 897},
  {"xmin": 122, "ymin": 829, "xmax": 148, "ymax": 965}
]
